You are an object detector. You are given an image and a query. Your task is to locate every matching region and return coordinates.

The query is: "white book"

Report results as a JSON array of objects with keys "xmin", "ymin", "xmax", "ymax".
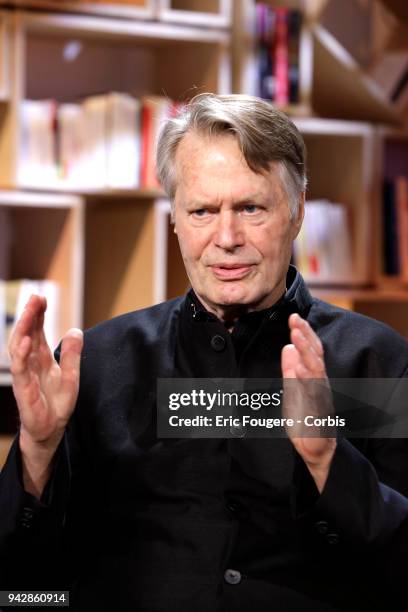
[
  {"xmin": 18, "ymin": 99, "xmax": 58, "ymax": 187},
  {"xmin": 328, "ymin": 203, "xmax": 353, "ymax": 279},
  {"xmin": 13, "ymin": 279, "xmax": 60, "ymax": 354},
  {"xmin": 82, "ymin": 95, "xmax": 109, "ymax": 189},
  {"xmin": 59, "ymin": 103, "xmax": 87, "ymax": 188},
  {"xmin": 106, "ymin": 92, "xmax": 141, "ymax": 189}
]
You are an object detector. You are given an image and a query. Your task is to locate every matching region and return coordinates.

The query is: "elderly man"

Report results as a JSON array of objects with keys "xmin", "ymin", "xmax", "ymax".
[{"xmin": 1, "ymin": 94, "xmax": 408, "ymax": 611}]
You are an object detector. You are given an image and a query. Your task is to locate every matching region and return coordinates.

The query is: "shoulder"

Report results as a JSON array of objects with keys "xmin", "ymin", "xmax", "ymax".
[
  {"xmin": 308, "ymin": 298, "xmax": 408, "ymax": 377},
  {"xmin": 83, "ymin": 296, "xmax": 185, "ymax": 350}
]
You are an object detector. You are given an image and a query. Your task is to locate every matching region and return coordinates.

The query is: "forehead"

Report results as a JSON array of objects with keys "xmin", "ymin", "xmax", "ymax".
[{"xmin": 174, "ymin": 131, "xmax": 284, "ymax": 199}]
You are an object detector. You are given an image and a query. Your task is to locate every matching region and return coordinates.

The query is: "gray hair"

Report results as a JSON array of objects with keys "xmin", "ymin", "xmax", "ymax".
[{"xmin": 156, "ymin": 93, "xmax": 307, "ymax": 217}]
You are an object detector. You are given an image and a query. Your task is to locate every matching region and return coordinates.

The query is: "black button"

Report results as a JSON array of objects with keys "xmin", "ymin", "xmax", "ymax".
[
  {"xmin": 211, "ymin": 335, "xmax": 226, "ymax": 352},
  {"xmin": 226, "ymin": 500, "xmax": 249, "ymax": 520},
  {"xmin": 226, "ymin": 500, "xmax": 241, "ymax": 514},
  {"xmin": 22, "ymin": 507, "xmax": 34, "ymax": 519},
  {"xmin": 326, "ymin": 533, "xmax": 340, "ymax": 545},
  {"xmin": 315, "ymin": 520, "xmax": 329, "ymax": 535},
  {"xmin": 224, "ymin": 569, "xmax": 242, "ymax": 585}
]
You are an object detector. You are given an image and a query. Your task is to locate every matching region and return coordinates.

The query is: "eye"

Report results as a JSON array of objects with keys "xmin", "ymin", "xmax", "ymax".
[
  {"xmin": 193, "ymin": 208, "xmax": 208, "ymax": 217},
  {"xmin": 242, "ymin": 204, "xmax": 261, "ymax": 214}
]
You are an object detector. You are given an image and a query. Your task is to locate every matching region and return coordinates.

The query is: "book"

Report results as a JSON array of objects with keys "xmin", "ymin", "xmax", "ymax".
[
  {"xmin": 82, "ymin": 94, "xmax": 109, "ymax": 189},
  {"xmin": 0, "ymin": 279, "xmax": 60, "ymax": 368},
  {"xmin": 395, "ymin": 176, "xmax": 408, "ymax": 280},
  {"xmin": 255, "ymin": 5, "xmax": 301, "ymax": 106},
  {"xmin": 59, "ymin": 103, "xmax": 87, "ymax": 188},
  {"xmin": 293, "ymin": 200, "xmax": 353, "ymax": 280},
  {"xmin": 140, "ymin": 96, "xmax": 176, "ymax": 189},
  {"xmin": 273, "ymin": 7, "xmax": 290, "ymax": 106},
  {"xmin": 106, "ymin": 92, "xmax": 141, "ymax": 189},
  {"xmin": 18, "ymin": 99, "xmax": 58, "ymax": 187}
]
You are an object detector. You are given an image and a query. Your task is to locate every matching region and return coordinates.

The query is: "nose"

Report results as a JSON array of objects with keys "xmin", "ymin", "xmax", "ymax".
[{"xmin": 214, "ymin": 210, "xmax": 245, "ymax": 251}]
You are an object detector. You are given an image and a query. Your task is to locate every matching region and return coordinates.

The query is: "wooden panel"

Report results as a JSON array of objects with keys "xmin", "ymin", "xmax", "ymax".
[
  {"xmin": 312, "ymin": 25, "xmax": 398, "ymax": 123},
  {"xmin": 25, "ymin": 33, "xmax": 226, "ymax": 102},
  {"xmin": 8, "ymin": 206, "xmax": 80, "ymax": 334},
  {"xmin": 0, "ymin": 434, "xmax": 14, "ymax": 469},
  {"xmin": 158, "ymin": 0, "xmax": 231, "ymax": 27},
  {"xmin": 0, "ymin": 14, "xmax": 24, "ymax": 187},
  {"xmin": 84, "ymin": 199, "xmax": 156, "ymax": 327},
  {"xmin": 166, "ymin": 214, "xmax": 189, "ymax": 299},
  {"xmin": 0, "ymin": 1, "xmax": 156, "ymax": 19},
  {"xmin": 155, "ymin": 41, "xmax": 224, "ymax": 99}
]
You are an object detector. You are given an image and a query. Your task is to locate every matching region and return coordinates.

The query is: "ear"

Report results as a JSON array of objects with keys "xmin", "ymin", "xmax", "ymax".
[
  {"xmin": 291, "ymin": 192, "xmax": 305, "ymax": 239},
  {"xmin": 170, "ymin": 202, "xmax": 177, "ymax": 233}
]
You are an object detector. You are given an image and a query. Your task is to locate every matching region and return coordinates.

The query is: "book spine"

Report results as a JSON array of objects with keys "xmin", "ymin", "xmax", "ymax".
[{"xmin": 274, "ymin": 8, "xmax": 289, "ymax": 106}]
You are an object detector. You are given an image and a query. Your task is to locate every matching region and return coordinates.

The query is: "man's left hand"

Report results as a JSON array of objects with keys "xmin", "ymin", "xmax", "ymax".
[{"xmin": 281, "ymin": 313, "xmax": 337, "ymax": 493}]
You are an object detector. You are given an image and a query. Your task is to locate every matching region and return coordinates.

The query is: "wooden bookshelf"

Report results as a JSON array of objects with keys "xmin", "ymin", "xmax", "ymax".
[
  {"xmin": 157, "ymin": 0, "xmax": 231, "ymax": 28},
  {"xmin": 0, "ymin": 3, "xmax": 232, "ymax": 336},
  {"xmin": 0, "ymin": 1, "xmax": 157, "ymax": 20},
  {"xmin": 0, "ymin": 10, "xmax": 230, "ymax": 191},
  {"xmin": 0, "ymin": 12, "xmax": 11, "ymax": 101},
  {"xmin": 234, "ymin": 0, "xmax": 399, "ymax": 123},
  {"xmin": 379, "ymin": 0, "xmax": 408, "ymax": 24}
]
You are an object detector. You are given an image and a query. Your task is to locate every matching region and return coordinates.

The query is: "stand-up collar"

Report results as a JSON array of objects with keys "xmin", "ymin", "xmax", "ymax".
[{"xmin": 186, "ymin": 265, "xmax": 313, "ymax": 324}]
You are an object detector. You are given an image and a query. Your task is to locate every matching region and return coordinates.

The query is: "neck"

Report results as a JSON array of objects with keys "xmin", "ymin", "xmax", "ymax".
[{"xmin": 195, "ymin": 281, "xmax": 287, "ymax": 325}]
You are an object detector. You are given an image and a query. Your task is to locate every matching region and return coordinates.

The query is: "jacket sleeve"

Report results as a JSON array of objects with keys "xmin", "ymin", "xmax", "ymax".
[
  {"xmin": 0, "ymin": 432, "xmax": 72, "ymax": 590},
  {"xmin": 292, "ymin": 436, "xmax": 408, "ymax": 602}
]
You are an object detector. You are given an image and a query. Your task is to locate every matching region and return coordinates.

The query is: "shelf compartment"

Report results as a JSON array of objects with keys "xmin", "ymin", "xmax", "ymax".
[
  {"xmin": 293, "ymin": 119, "xmax": 375, "ymax": 286},
  {"xmin": 0, "ymin": 189, "xmax": 84, "ymax": 338},
  {"xmin": 0, "ymin": 11, "xmax": 230, "ymax": 190},
  {"xmin": 375, "ymin": 128, "xmax": 408, "ymax": 285},
  {"xmin": 84, "ymin": 196, "xmax": 157, "ymax": 327},
  {"xmin": 157, "ymin": 0, "xmax": 231, "ymax": 28}
]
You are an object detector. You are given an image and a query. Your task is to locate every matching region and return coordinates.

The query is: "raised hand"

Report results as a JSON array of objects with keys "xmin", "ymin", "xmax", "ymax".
[
  {"xmin": 8, "ymin": 294, "xmax": 83, "ymax": 497},
  {"xmin": 281, "ymin": 313, "xmax": 336, "ymax": 493}
]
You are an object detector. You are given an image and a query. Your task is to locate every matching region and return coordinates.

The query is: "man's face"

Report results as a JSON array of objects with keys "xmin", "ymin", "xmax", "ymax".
[{"xmin": 172, "ymin": 132, "xmax": 303, "ymax": 319}]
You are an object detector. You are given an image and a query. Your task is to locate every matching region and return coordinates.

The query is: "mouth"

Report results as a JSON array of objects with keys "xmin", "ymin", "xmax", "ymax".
[{"xmin": 211, "ymin": 264, "xmax": 254, "ymax": 280}]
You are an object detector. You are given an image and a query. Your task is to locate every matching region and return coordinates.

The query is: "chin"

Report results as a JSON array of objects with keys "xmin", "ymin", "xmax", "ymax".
[{"xmin": 212, "ymin": 285, "xmax": 254, "ymax": 307}]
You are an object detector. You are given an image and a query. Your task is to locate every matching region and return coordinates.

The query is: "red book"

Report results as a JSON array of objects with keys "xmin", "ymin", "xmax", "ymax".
[
  {"xmin": 140, "ymin": 101, "xmax": 153, "ymax": 188},
  {"xmin": 274, "ymin": 7, "xmax": 289, "ymax": 106}
]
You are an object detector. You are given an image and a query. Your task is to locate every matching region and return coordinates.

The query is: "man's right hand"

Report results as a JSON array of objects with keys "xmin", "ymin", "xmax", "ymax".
[{"xmin": 8, "ymin": 294, "xmax": 83, "ymax": 498}]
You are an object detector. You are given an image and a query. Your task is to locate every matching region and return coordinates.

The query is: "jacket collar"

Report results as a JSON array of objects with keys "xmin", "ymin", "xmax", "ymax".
[{"xmin": 186, "ymin": 265, "xmax": 313, "ymax": 323}]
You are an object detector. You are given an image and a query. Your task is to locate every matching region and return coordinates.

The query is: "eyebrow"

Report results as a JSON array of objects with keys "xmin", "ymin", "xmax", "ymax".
[{"xmin": 186, "ymin": 193, "xmax": 267, "ymax": 208}]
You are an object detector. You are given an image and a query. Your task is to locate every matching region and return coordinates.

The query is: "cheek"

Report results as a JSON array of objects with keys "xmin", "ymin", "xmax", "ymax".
[{"xmin": 176, "ymin": 227, "xmax": 206, "ymax": 264}]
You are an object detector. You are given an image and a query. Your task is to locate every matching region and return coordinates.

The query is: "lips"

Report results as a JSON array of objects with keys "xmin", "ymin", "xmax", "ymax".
[{"xmin": 211, "ymin": 264, "xmax": 253, "ymax": 280}]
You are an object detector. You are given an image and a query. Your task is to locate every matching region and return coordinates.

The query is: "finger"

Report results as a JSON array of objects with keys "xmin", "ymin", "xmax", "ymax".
[
  {"xmin": 59, "ymin": 328, "xmax": 84, "ymax": 393},
  {"xmin": 290, "ymin": 327, "xmax": 325, "ymax": 376},
  {"xmin": 281, "ymin": 344, "xmax": 299, "ymax": 379},
  {"xmin": 288, "ymin": 314, "xmax": 324, "ymax": 357},
  {"xmin": 10, "ymin": 335, "xmax": 33, "ymax": 387},
  {"xmin": 31, "ymin": 296, "xmax": 48, "ymax": 351},
  {"xmin": 9, "ymin": 295, "xmax": 46, "ymax": 355}
]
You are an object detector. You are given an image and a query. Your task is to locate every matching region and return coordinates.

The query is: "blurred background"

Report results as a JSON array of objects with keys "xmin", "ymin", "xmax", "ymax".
[{"xmin": 0, "ymin": 0, "xmax": 408, "ymax": 465}]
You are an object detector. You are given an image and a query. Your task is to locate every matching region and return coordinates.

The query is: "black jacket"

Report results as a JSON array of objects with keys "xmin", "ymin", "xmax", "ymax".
[{"xmin": 1, "ymin": 267, "xmax": 408, "ymax": 611}]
